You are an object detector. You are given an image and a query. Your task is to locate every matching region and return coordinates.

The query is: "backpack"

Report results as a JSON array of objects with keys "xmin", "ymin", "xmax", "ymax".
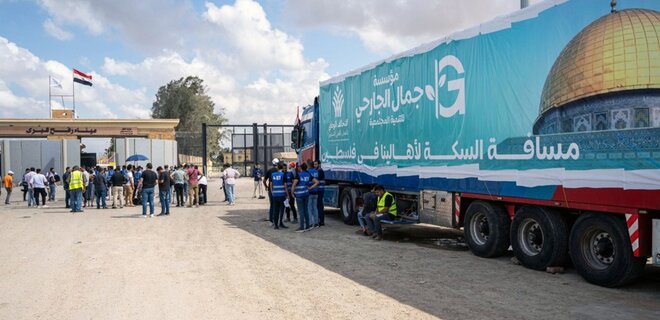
[{"xmin": 54, "ymin": 174, "xmax": 61, "ymax": 182}]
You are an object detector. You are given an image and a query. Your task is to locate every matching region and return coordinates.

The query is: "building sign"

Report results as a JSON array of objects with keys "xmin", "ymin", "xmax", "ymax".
[{"xmin": 0, "ymin": 126, "xmax": 140, "ymax": 137}]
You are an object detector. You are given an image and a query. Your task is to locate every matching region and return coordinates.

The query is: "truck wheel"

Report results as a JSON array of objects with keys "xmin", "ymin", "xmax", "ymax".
[
  {"xmin": 340, "ymin": 189, "xmax": 357, "ymax": 225},
  {"xmin": 464, "ymin": 201, "xmax": 510, "ymax": 258},
  {"xmin": 569, "ymin": 213, "xmax": 646, "ymax": 287},
  {"xmin": 511, "ymin": 206, "xmax": 568, "ymax": 270}
]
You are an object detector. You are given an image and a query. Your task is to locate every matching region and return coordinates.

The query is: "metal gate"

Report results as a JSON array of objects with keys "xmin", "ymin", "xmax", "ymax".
[{"xmin": 201, "ymin": 123, "xmax": 294, "ymax": 177}]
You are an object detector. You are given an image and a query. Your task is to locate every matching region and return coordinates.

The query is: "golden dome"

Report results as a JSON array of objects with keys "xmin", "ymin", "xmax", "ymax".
[{"xmin": 539, "ymin": 9, "xmax": 660, "ymax": 115}]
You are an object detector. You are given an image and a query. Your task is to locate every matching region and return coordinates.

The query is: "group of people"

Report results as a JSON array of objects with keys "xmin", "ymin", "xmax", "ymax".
[
  {"xmin": 263, "ymin": 158, "xmax": 325, "ymax": 232},
  {"xmin": 3, "ymin": 163, "xmax": 210, "ymax": 217},
  {"xmin": 355, "ymin": 185, "xmax": 398, "ymax": 241},
  {"xmin": 2, "ymin": 167, "xmax": 61, "ymax": 208}
]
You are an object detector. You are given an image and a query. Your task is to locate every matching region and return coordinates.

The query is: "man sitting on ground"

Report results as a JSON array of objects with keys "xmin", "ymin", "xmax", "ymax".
[
  {"xmin": 356, "ymin": 187, "xmax": 378, "ymax": 236},
  {"xmin": 364, "ymin": 185, "xmax": 397, "ymax": 241}
]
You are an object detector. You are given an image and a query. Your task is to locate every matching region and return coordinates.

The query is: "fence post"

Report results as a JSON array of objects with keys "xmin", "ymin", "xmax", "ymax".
[
  {"xmin": 201, "ymin": 122, "xmax": 207, "ymax": 175},
  {"xmin": 252, "ymin": 123, "xmax": 258, "ymax": 175},
  {"xmin": 262, "ymin": 123, "xmax": 268, "ymax": 169}
]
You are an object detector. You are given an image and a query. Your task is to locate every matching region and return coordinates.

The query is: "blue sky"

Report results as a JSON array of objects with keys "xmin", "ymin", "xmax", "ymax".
[{"xmin": 0, "ymin": 0, "xmax": 531, "ymax": 152}]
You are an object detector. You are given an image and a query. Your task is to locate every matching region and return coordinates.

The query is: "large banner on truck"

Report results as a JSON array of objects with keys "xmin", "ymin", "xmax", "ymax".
[{"xmin": 319, "ymin": 0, "xmax": 660, "ymax": 196}]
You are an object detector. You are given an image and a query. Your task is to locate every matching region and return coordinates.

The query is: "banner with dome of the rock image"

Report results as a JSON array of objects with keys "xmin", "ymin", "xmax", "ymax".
[{"xmin": 319, "ymin": 0, "xmax": 660, "ymax": 195}]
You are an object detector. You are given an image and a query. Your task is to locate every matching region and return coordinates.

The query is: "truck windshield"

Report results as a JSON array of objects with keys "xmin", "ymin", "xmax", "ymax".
[{"xmin": 301, "ymin": 120, "xmax": 314, "ymax": 148}]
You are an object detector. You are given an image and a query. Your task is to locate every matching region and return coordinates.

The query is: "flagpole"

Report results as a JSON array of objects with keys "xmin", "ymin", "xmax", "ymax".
[
  {"xmin": 72, "ymin": 72, "xmax": 76, "ymax": 117},
  {"xmin": 49, "ymin": 75, "xmax": 52, "ymax": 118}
]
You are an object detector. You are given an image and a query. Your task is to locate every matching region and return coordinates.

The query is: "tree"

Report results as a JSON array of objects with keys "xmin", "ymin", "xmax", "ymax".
[{"xmin": 152, "ymin": 76, "xmax": 227, "ymax": 162}]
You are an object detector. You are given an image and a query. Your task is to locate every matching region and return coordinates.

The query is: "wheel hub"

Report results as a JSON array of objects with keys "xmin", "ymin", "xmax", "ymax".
[
  {"xmin": 518, "ymin": 218, "xmax": 543, "ymax": 256},
  {"xmin": 592, "ymin": 232, "xmax": 614, "ymax": 264},
  {"xmin": 469, "ymin": 212, "xmax": 489, "ymax": 246},
  {"xmin": 526, "ymin": 224, "xmax": 543, "ymax": 251},
  {"xmin": 478, "ymin": 217, "xmax": 489, "ymax": 240}
]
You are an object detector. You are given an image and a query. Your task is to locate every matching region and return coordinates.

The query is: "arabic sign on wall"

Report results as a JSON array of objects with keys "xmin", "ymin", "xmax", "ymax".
[
  {"xmin": 0, "ymin": 126, "xmax": 140, "ymax": 137},
  {"xmin": 319, "ymin": 0, "xmax": 660, "ymax": 174}
]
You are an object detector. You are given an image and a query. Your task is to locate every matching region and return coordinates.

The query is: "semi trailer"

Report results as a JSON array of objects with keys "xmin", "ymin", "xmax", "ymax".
[{"xmin": 291, "ymin": 0, "xmax": 660, "ymax": 287}]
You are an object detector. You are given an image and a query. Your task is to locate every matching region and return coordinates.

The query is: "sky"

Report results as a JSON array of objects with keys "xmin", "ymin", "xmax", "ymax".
[{"xmin": 0, "ymin": 0, "xmax": 538, "ymax": 153}]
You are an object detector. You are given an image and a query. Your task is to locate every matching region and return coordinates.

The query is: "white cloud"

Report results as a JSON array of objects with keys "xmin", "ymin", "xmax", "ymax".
[
  {"xmin": 101, "ymin": 51, "xmax": 327, "ymax": 125},
  {"xmin": 10, "ymin": 0, "xmax": 329, "ymax": 128},
  {"xmin": 203, "ymin": 0, "xmax": 306, "ymax": 70},
  {"xmin": 0, "ymin": 36, "xmax": 150, "ymax": 120},
  {"xmin": 283, "ymin": 0, "xmax": 541, "ymax": 53},
  {"xmin": 95, "ymin": 0, "xmax": 329, "ymax": 125},
  {"xmin": 36, "ymin": 0, "xmax": 196, "ymax": 53},
  {"xmin": 43, "ymin": 19, "xmax": 73, "ymax": 41},
  {"xmin": 37, "ymin": 0, "xmax": 104, "ymax": 35}
]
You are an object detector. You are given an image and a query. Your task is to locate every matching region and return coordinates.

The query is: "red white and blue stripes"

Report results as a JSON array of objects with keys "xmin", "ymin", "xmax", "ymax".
[{"xmin": 73, "ymin": 69, "xmax": 92, "ymax": 86}]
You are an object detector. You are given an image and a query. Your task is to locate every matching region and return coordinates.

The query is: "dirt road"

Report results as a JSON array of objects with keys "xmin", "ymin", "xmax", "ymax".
[{"xmin": 0, "ymin": 178, "xmax": 658, "ymax": 319}]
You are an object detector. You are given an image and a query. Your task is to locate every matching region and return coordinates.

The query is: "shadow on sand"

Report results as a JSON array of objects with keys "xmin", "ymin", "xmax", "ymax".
[{"xmin": 218, "ymin": 208, "xmax": 660, "ymax": 318}]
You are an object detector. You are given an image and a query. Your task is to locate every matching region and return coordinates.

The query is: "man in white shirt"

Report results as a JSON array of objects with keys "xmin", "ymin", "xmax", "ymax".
[
  {"xmin": 82, "ymin": 167, "xmax": 90, "ymax": 208},
  {"xmin": 198, "ymin": 174, "xmax": 208, "ymax": 205},
  {"xmin": 222, "ymin": 165, "xmax": 240, "ymax": 205},
  {"xmin": 30, "ymin": 168, "xmax": 48, "ymax": 208},
  {"xmin": 24, "ymin": 167, "xmax": 37, "ymax": 207}
]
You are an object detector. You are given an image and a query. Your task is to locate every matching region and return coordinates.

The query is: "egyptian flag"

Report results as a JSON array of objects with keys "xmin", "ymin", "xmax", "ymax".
[{"xmin": 73, "ymin": 69, "xmax": 93, "ymax": 86}]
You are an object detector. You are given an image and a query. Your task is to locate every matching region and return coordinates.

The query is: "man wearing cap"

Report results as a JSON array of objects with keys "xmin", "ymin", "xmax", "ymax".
[
  {"xmin": 252, "ymin": 163, "xmax": 264, "ymax": 199},
  {"xmin": 3, "ymin": 170, "xmax": 14, "ymax": 204},
  {"xmin": 263, "ymin": 158, "xmax": 279, "ymax": 224}
]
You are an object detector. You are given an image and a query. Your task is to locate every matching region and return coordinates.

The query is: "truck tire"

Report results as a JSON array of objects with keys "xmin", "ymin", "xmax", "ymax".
[
  {"xmin": 511, "ymin": 206, "xmax": 568, "ymax": 270},
  {"xmin": 464, "ymin": 201, "xmax": 510, "ymax": 258},
  {"xmin": 340, "ymin": 188, "xmax": 357, "ymax": 225},
  {"xmin": 569, "ymin": 213, "xmax": 646, "ymax": 287}
]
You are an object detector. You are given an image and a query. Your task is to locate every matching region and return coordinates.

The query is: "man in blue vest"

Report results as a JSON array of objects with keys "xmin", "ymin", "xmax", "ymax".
[
  {"xmin": 291, "ymin": 163, "xmax": 319, "ymax": 232},
  {"xmin": 313, "ymin": 160, "xmax": 326, "ymax": 226},
  {"xmin": 284, "ymin": 162, "xmax": 298, "ymax": 224},
  {"xmin": 306, "ymin": 161, "xmax": 320, "ymax": 228},
  {"xmin": 365, "ymin": 185, "xmax": 398, "ymax": 241},
  {"xmin": 269, "ymin": 163, "xmax": 288, "ymax": 230}
]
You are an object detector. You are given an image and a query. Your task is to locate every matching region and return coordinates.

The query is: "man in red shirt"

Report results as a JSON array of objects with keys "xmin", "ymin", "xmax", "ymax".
[{"xmin": 186, "ymin": 165, "xmax": 200, "ymax": 207}]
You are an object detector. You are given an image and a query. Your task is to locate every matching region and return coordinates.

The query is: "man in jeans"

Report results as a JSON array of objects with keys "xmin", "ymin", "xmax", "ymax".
[
  {"xmin": 62, "ymin": 167, "xmax": 71, "ymax": 208},
  {"xmin": 364, "ymin": 185, "xmax": 397, "ymax": 241},
  {"xmin": 313, "ymin": 160, "xmax": 326, "ymax": 226},
  {"xmin": 46, "ymin": 167, "xmax": 58, "ymax": 202},
  {"xmin": 3, "ymin": 171, "xmax": 14, "ymax": 205},
  {"xmin": 306, "ymin": 162, "xmax": 320, "ymax": 229},
  {"xmin": 186, "ymin": 164, "xmax": 200, "ymax": 207},
  {"xmin": 25, "ymin": 167, "xmax": 36, "ymax": 207},
  {"xmin": 138, "ymin": 163, "xmax": 158, "ymax": 217},
  {"xmin": 93, "ymin": 168, "xmax": 108, "ymax": 209},
  {"xmin": 356, "ymin": 189, "xmax": 377, "ymax": 236},
  {"xmin": 291, "ymin": 163, "xmax": 315, "ymax": 232},
  {"xmin": 222, "ymin": 164, "xmax": 240, "ymax": 205},
  {"xmin": 69, "ymin": 166, "xmax": 85, "ymax": 213},
  {"xmin": 157, "ymin": 166, "xmax": 171, "ymax": 216}
]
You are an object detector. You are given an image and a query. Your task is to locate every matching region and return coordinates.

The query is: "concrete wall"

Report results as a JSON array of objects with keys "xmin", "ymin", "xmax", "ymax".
[
  {"xmin": 114, "ymin": 138, "xmax": 178, "ymax": 168},
  {"xmin": 1, "ymin": 139, "xmax": 79, "ymax": 177},
  {"xmin": 0, "ymin": 138, "xmax": 175, "ymax": 176}
]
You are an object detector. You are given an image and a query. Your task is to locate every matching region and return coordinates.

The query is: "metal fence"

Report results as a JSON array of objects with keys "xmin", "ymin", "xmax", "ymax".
[{"xmin": 202, "ymin": 123, "xmax": 295, "ymax": 177}]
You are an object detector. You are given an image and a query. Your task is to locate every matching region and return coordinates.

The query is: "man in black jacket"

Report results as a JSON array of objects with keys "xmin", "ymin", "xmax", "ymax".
[{"xmin": 110, "ymin": 167, "xmax": 125, "ymax": 208}]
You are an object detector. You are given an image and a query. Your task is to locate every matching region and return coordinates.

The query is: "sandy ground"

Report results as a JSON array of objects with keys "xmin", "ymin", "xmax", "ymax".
[{"xmin": 0, "ymin": 178, "xmax": 658, "ymax": 320}]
